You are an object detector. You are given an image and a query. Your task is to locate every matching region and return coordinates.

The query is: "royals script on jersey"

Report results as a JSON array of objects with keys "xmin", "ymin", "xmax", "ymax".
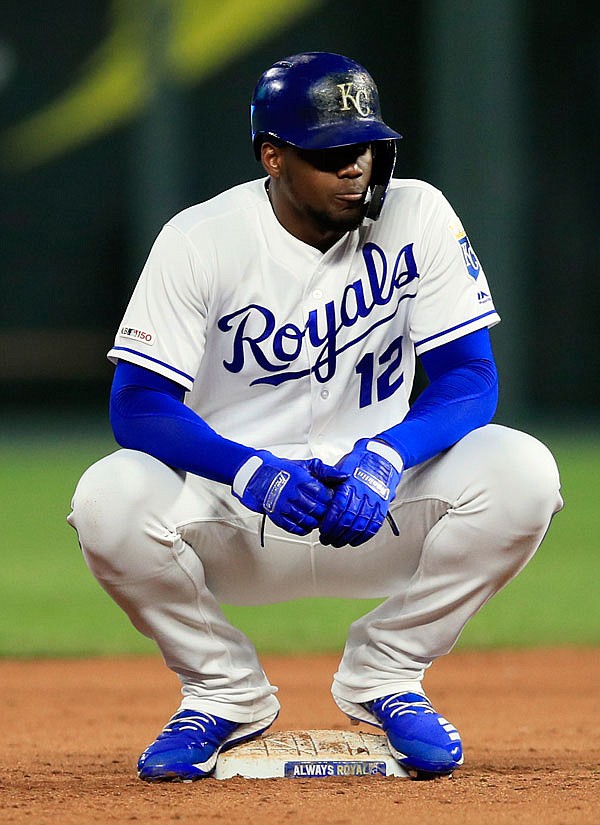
[{"xmin": 108, "ymin": 179, "xmax": 500, "ymax": 463}]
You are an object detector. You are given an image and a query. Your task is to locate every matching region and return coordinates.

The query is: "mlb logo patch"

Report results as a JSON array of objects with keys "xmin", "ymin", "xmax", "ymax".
[{"xmin": 458, "ymin": 235, "xmax": 481, "ymax": 280}]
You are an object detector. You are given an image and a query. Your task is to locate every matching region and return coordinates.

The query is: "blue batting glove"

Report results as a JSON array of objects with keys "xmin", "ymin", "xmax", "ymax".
[
  {"xmin": 232, "ymin": 452, "xmax": 341, "ymax": 536},
  {"xmin": 318, "ymin": 439, "xmax": 404, "ymax": 548}
]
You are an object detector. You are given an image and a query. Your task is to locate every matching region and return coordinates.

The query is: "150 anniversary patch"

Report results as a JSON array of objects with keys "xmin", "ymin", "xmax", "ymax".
[{"xmin": 120, "ymin": 326, "xmax": 154, "ymax": 345}]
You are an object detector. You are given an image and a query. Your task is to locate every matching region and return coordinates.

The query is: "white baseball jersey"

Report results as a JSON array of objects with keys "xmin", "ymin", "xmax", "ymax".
[
  {"xmin": 70, "ymin": 175, "xmax": 562, "ymax": 733},
  {"xmin": 108, "ymin": 178, "xmax": 500, "ymax": 465}
]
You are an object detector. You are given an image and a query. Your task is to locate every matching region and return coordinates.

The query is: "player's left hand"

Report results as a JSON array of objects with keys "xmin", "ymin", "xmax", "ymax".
[{"xmin": 318, "ymin": 438, "xmax": 404, "ymax": 548}]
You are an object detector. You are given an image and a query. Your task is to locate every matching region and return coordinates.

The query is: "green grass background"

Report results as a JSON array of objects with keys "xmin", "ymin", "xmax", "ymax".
[{"xmin": 1, "ymin": 412, "xmax": 598, "ymax": 658}]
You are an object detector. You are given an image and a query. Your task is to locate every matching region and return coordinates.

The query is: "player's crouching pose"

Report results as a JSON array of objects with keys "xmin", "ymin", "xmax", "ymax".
[{"xmin": 68, "ymin": 53, "xmax": 562, "ymax": 781}]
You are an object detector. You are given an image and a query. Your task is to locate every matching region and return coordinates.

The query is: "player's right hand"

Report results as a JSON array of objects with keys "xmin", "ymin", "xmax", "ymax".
[{"xmin": 232, "ymin": 452, "xmax": 344, "ymax": 536}]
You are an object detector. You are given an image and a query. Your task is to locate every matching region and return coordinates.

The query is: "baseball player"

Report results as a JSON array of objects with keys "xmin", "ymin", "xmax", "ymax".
[{"xmin": 68, "ymin": 52, "xmax": 562, "ymax": 781}]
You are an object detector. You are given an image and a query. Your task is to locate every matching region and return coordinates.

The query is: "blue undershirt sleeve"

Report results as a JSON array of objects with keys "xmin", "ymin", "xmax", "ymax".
[
  {"xmin": 376, "ymin": 328, "xmax": 499, "ymax": 469},
  {"xmin": 109, "ymin": 361, "xmax": 253, "ymax": 486}
]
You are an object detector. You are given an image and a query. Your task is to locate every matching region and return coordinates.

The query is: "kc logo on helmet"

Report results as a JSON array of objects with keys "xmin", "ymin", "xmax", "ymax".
[{"xmin": 336, "ymin": 83, "xmax": 372, "ymax": 117}]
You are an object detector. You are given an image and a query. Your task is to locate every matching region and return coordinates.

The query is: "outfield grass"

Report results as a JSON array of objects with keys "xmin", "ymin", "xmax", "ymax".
[{"xmin": 0, "ymin": 415, "xmax": 597, "ymax": 657}]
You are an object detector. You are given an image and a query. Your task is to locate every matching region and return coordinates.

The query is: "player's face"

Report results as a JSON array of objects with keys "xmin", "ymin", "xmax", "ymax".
[{"xmin": 264, "ymin": 142, "xmax": 373, "ymax": 251}]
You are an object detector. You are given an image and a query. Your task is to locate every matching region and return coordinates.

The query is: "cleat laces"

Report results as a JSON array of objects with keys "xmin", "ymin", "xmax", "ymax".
[
  {"xmin": 159, "ymin": 711, "xmax": 218, "ymax": 737},
  {"xmin": 376, "ymin": 693, "xmax": 434, "ymax": 719},
  {"xmin": 149, "ymin": 710, "xmax": 238, "ymax": 750}
]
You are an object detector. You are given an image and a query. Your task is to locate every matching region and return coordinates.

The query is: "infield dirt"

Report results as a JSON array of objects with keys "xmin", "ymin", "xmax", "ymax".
[{"xmin": 1, "ymin": 648, "xmax": 598, "ymax": 824}]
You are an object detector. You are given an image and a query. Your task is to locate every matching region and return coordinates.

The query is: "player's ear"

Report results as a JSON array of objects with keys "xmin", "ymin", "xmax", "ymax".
[{"xmin": 261, "ymin": 142, "xmax": 284, "ymax": 178}]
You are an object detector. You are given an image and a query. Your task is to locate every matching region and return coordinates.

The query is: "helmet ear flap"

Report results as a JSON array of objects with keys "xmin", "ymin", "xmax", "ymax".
[{"xmin": 364, "ymin": 140, "xmax": 397, "ymax": 220}]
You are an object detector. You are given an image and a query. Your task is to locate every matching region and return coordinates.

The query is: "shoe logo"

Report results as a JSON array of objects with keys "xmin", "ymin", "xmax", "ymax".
[{"xmin": 193, "ymin": 752, "xmax": 219, "ymax": 773}]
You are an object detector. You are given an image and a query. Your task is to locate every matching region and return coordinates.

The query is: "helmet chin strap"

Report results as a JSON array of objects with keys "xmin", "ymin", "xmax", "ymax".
[
  {"xmin": 363, "ymin": 183, "xmax": 387, "ymax": 221},
  {"xmin": 363, "ymin": 140, "xmax": 398, "ymax": 221}
]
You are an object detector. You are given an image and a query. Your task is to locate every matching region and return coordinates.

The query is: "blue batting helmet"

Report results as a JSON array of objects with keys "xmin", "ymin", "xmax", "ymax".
[{"xmin": 250, "ymin": 52, "xmax": 402, "ymax": 219}]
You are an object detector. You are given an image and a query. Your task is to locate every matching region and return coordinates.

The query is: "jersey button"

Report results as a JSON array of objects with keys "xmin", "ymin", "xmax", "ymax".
[
  {"xmin": 320, "ymin": 389, "xmax": 329, "ymax": 399},
  {"xmin": 312, "ymin": 289, "xmax": 323, "ymax": 299}
]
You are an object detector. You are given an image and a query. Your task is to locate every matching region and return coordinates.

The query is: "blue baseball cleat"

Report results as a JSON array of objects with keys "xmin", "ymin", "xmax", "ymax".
[
  {"xmin": 137, "ymin": 708, "xmax": 277, "ymax": 782},
  {"xmin": 363, "ymin": 692, "xmax": 463, "ymax": 778}
]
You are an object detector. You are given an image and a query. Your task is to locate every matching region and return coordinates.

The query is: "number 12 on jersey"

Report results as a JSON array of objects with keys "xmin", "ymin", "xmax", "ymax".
[{"xmin": 355, "ymin": 334, "xmax": 404, "ymax": 408}]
